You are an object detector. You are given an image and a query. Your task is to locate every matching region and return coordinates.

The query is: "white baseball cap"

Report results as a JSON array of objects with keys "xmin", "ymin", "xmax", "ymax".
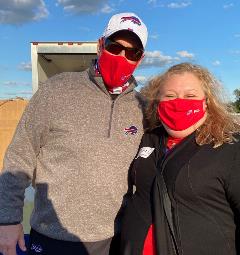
[{"xmin": 102, "ymin": 12, "xmax": 148, "ymax": 49}]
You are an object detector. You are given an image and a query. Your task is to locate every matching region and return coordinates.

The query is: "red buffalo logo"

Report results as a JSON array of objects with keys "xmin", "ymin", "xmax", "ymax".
[
  {"xmin": 121, "ymin": 16, "xmax": 141, "ymax": 26},
  {"xmin": 124, "ymin": 125, "xmax": 138, "ymax": 135}
]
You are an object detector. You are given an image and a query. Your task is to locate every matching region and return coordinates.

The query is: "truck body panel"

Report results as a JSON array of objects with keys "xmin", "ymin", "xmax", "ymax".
[{"xmin": 31, "ymin": 41, "xmax": 97, "ymax": 93}]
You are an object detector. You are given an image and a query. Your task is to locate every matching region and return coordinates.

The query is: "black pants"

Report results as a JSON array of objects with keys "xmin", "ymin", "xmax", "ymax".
[{"xmin": 27, "ymin": 229, "xmax": 120, "ymax": 255}]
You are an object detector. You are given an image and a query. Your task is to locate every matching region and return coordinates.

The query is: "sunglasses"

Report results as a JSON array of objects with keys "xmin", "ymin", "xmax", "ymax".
[{"xmin": 104, "ymin": 38, "xmax": 144, "ymax": 61}]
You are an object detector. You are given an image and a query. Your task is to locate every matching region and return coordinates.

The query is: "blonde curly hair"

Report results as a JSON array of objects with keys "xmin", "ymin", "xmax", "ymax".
[{"xmin": 141, "ymin": 62, "xmax": 240, "ymax": 147}]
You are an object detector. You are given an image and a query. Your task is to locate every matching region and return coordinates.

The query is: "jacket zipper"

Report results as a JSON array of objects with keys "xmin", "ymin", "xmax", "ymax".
[{"xmin": 108, "ymin": 100, "xmax": 115, "ymax": 138}]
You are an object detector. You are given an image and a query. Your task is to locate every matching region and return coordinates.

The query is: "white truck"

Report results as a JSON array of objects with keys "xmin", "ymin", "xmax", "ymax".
[{"xmin": 31, "ymin": 41, "xmax": 98, "ymax": 93}]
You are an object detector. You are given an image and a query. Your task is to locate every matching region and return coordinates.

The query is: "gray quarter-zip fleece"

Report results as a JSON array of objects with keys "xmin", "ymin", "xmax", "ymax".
[{"xmin": 0, "ymin": 68, "xmax": 146, "ymax": 242}]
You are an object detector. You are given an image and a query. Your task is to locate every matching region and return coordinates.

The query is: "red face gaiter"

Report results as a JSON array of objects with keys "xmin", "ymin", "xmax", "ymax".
[
  {"xmin": 157, "ymin": 98, "xmax": 206, "ymax": 131},
  {"xmin": 98, "ymin": 49, "xmax": 138, "ymax": 90}
]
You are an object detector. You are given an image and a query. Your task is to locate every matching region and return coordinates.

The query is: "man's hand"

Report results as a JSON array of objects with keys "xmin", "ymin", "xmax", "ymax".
[{"xmin": 0, "ymin": 224, "xmax": 26, "ymax": 255}]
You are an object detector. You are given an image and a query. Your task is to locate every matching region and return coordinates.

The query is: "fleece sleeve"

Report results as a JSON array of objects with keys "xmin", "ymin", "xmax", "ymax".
[
  {"xmin": 0, "ymin": 85, "xmax": 52, "ymax": 224},
  {"xmin": 225, "ymin": 140, "xmax": 240, "ymax": 214}
]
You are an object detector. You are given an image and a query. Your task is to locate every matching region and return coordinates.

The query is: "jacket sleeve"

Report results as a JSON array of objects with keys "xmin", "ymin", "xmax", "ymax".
[
  {"xmin": 0, "ymin": 85, "xmax": 52, "ymax": 224},
  {"xmin": 225, "ymin": 140, "xmax": 240, "ymax": 213}
]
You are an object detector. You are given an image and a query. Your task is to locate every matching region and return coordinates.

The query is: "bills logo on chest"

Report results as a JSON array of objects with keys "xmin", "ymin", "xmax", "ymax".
[{"xmin": 124, "ymin": 125, "xmax": 138, "ymax": 135}]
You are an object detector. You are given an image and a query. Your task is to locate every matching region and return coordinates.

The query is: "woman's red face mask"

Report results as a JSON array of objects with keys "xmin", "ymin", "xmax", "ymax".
[{"xmin": 157, "ymin": 98, "xmax": 206, "ymax": 131}]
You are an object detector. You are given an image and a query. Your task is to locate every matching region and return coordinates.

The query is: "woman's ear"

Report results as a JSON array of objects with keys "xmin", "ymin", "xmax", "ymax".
[{"xmin": 203, "ymin": 98, "xmax": 208, "ymax": 111}]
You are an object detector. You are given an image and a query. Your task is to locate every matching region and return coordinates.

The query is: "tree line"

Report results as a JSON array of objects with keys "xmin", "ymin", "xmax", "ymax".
[{"xmin": 232, "ymin": 89, "xmax": 240, "ymax": 113}]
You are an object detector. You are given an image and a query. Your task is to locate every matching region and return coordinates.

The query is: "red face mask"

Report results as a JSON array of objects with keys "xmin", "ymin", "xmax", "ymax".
[
  {"xmin": 98, "ymin": 49, "xmax": 138, "ymax": 89},
  {"xmin": 157, "ymin": 98, "xmax": 206, "ymax": 131}
]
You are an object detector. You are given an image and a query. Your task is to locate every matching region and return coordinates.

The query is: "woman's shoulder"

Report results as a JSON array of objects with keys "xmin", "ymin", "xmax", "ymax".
[
  {"xmin": 211, "ymin": 133, "xmax": 240, "ymax": 158},
  {"xmin": 230, "ymin": 133, "xmax": 240, "ymax": 153},
  {"xmin": 223, "ymin": 133, "xmax": 240, "ymax": 150},
  {"xmin": 233, "ymin": 132, "xmax": 240, "ymax": 142}
]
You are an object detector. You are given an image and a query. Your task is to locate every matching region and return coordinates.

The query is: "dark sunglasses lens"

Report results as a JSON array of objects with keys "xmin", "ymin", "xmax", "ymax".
[
  {"xmin": 105, "ymin": 39, "xmax": 143, "ymax": 61},
  {"xmin": 125, "ymin": 49, "xmax": 143, "ymax": 61},
  {"xmin": 105, "ymin": 40, "xmax": 123, "ymax": 55}
]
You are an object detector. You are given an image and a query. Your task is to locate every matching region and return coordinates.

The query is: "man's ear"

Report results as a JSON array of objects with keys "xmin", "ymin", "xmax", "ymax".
[
  {"xmin": 136, "ymin": 53, "xmax": 145, "ymax": 68},
  {"xmin": 97, "ymin": 37, "xmax": 104, "ymax": 56}
]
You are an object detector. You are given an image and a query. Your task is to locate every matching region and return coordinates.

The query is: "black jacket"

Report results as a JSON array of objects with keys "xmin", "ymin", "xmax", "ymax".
[{"xmin": 121, "ymin": 127, "xmax": 240, "ymax": 255}]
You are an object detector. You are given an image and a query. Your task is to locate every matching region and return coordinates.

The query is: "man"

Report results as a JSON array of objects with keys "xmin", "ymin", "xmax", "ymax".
[{"xmin": 0, "ymin": 12, "xmax": 148, "ymax": 255}]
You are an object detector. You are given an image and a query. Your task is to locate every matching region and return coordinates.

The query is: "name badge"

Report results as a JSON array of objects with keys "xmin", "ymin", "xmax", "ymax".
[{"xmin": 135, "ymin": 147, "xmax": 155, "ymax": 159}]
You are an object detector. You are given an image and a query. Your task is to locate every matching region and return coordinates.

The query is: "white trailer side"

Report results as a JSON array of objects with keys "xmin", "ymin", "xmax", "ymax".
[{"xmin": 31, "ymin": 41, "xmax": 97, "ymax": 94}]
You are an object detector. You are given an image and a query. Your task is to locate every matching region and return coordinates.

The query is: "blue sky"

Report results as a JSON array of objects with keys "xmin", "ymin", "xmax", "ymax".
[{"xmin": 0, "ymin": 0, "xmax": 239, "ymax": 100}]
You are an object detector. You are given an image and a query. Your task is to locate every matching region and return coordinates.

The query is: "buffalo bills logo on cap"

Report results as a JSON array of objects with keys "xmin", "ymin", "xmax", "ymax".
[
  {"xmin": 124, "ymin": 125, "xmax": 138, "ymax": 135},
  {"xmin": 121, "ymin": 16, "xmax": 141, "ymax": 26}
]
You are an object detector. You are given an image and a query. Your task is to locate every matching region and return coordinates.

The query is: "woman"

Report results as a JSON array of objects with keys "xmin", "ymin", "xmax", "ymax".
[{"xmin": 120, "ymin": 62, "xmax": 240, "ymax": 255}]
